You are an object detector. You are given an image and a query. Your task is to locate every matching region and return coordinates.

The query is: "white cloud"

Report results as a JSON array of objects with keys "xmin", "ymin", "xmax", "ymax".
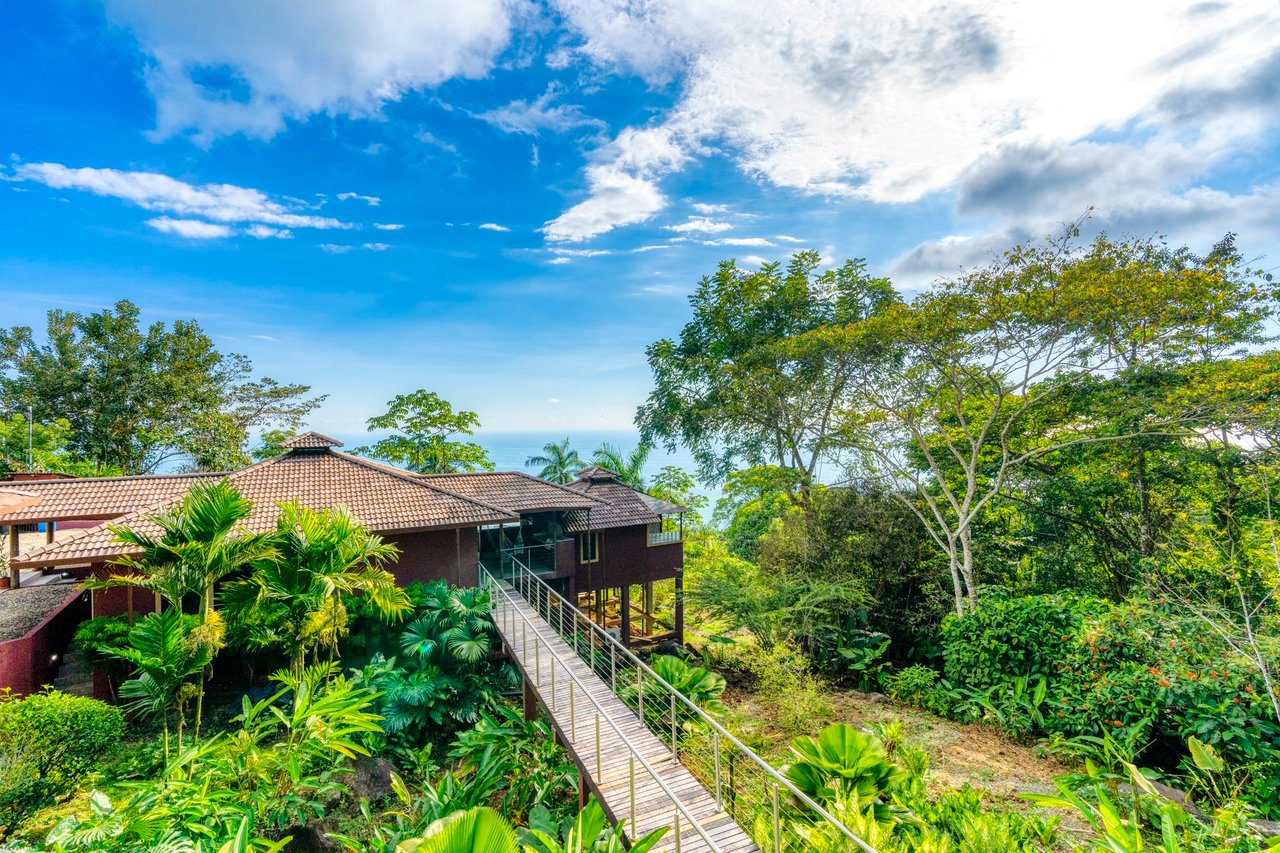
[
  {"xmin": 14, "ymin": 162, "xmax": 350, "ymax": 230},
  {"xmin": 105, "ymin": 0, "xmax": 520, "ymax": 142},
  {"xmin": 542, "ymin": 126, "xmax": 686, "ymax": 241},
  {"xmin": 475, "ymin": 84, "xmax": 603, "ymax": 135},
  {"xmin": 703, "ymin": 236, "xmax": 774, "ymax": 247},
  {"xmin": 742, "ymin": 255, "xmax": 769, "ymax": 265},
  {"xmin": 319, "ymin": 241, "xmax": 392, "ymax": 253},
  {"xmin": 362, "ymin": 242, "xmax": 391, "ymax": 251},
  {"xmin": 774, "ymin": 234, "xmax": 804, "ymax": 243},
  {"xmin": 691, "ymin": 202, "xmax": 730, "ymax": 215},
  {"xmin": 337, "ymin": 191, "xmax": 380, "ymax": 205},
  {"xmin": 146, "ymin": 217, "xmax": 234, "ymax": 238},
  {"xmin": 665, "ymin": 216, "xmax": 732, "ymax": 234},
  {"xmin": 631, "ymin": 244, "xmax": 673, "ymax": 252},
  {"xmin": 548, "ymin": 397, "xmax": 562, "ymax": 403},
  {"xmin": 548, "ymin": 256, "xmax": 572, "ymax": 264},
  {"xmin": 551, "ymin": 0, "xmax": 1280, "ymax": 229},
  {"xmin": 244, "ymin": 224, "xmax": 292, "ymax": 238},
  {"xmin": 373, "ymin": 222, "xmax": 405, "ymax": 231},
  {"xmin": 550, "ymin": 247, "xmax": 610, "ymax": 257},
  {"xmin": 478, "ymin": 222, "xmax": 510, "ymax": 231}
]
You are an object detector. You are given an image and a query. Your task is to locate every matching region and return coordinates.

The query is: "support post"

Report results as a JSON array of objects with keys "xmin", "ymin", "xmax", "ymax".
[
  {"xmin": 674, "ymin": 569, "xmax": 685, "ymax": 644},
  {"xmin": 7, "ymin": 526, "xmax": 19, "ymax": 589},
  {"xmin": 620, "ymin": 584, "xmax": 632, "ymax": 647},
  {"xmin": 522, "ymin": 676, "xmax": 538, "ymax": 723},
  {"xmin": 579, "ymin": 771, "xmax": 590, "ymax": 809},
  {"xmin": 45, "ymin": 521, "xmax": 55, "ymax": 545}
]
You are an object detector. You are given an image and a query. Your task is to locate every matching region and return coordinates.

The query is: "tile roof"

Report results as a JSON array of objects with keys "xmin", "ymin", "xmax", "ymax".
[
  {"xmin": 575, "ymin": 465, "xmax": 623, "ymax": 481},
  {"xmin": 423, "ymin": 471, "xmax": 605, "ymax": 514},
  {"xmin": 0, "ymin": 488, "xmax": 41, "ymax": 514},
  {"xmin": 280, "ymin": 431, "xmax": 344, "ymax": 449},
  {"xmin": 14, "ymin": 450, "xmax": 518, "ymax": 568},
  {"xmin": 563, "ymin": 479, "xmax": 663, "ymax": 532},
  {"xmin": 0, "ymin": 472, "xmax": 224, "ymax": 524}
]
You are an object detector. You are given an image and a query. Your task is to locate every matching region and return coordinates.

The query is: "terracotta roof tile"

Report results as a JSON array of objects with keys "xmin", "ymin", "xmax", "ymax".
[
  {"xmin": 563, "ymin": 479, "xmax": 663, "ymax": 532},
  {"xmin": 0, "ymin": 488, "xmax": 42, "ymax": 514},
  {"xmin": 14, "ymin": 450, "xmax": 518, "ymax": 568},
  {"xmin": 280, "ymin": 431, "xmax": 344, "ymax": 449},
  {"xmin": 0, "ymin": 472, "xmax": 224, "ymax": 524},
  {"xmin": 423, "ymin": 471, "xmax": 605, "ymax": 513}
]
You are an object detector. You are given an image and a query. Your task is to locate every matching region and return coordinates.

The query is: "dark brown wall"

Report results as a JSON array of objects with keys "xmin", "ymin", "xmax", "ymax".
[
  {"xmin": 387, "ymin": 527, "xmax": 479, "ymax": 588},
  {"xmin": 572, "ymin": 525, "xmax": 682, "ymax": 593},
  {"xmin": 0, "ymin": 587, "xmax": 89, "ymax": 695},
  {"xmin": 90, "ymin": 563, "xmax": 159, "ymax": 619}
]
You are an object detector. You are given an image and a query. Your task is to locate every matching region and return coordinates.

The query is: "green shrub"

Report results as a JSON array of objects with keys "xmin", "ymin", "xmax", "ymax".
[
  {"xmin": 884, "ymin": 665, "xmax": 940, "ymax": 706},
  {"xmin": 72, "ymin": 615, "xmax": 133, "ymax": 689},
  {"xmin": 941, "ymin": 592, "xmax": 1102, "ymax": 690},
  {"xmin": 0, "ymin": 689, "xmax": 125, "ymax": 834}
]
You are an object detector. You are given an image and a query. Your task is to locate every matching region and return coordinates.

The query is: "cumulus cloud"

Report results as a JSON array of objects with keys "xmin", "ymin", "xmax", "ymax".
[
  {"xmin": 475, "ymin": 84, "xmax": 603, "ymax": 135},
  {"xmin": 373, "ymin": 222, "xmax": 405, "ymax": 230},
  {"xmin": 146, "ymin": 217, "xmax": 234, "ymax": 238},
  {"xmin": 105, "ymin": 0, "xmax": 520, "ymax": 142},
  {"xmin": 550, "ymin": 0, "xmax": 1280, "ymax": 236},
  {"xmin": 244, "ymin": 224, "xmax": 292, "ymax": 238},
  {"xmin": 478, "ymin": 222, "xmax": 510, "ymax": 231},
  {"xmin": 691, "ymin": 202, "xmax": 730, "ymax": 214},
  {"xmin": 542, "ymin": 126, "xmax": 686, "ymax": 241},
  {"xmin": 13, "ymin": 162, "xmax": 350, "ymax": 231},
  {"xmin": 319, "ymin": 241, "xmax": 392, "ymax": 254},
  {"xmin": 550, "ymin": 247, "xmax": 610, "ymax": 257}
]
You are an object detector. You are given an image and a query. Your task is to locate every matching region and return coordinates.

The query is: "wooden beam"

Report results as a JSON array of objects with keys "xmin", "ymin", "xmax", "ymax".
[
  {"xmin": 45, "ymin": 521, "xmax": 55, "ymax": 545},
  {"xmin": 620, "ymin": 584, "xmax": 632, "ymax": 647},
  {"xmin": 7, "ymin": 526, "xmax": 19, "ymax": 589},
  {"xmin": 674, "ymin": 570, "xmax": 685, "ymax": 644}
]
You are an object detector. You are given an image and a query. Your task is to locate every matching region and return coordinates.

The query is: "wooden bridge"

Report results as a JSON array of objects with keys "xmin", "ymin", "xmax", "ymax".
[{"xmin": 483, "ymin": 563, "xmax": 878, "ymax": 853}]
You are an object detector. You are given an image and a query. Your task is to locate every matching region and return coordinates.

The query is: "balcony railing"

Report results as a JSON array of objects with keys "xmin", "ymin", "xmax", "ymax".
[{"xmin": 646, "ymin": 529, "xmax": 682, "ymax": 546}]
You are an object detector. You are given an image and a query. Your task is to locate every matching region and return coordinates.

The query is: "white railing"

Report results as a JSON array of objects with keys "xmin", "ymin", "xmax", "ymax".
[
  {"xmin": 484, "ymin": 559, "xmax": 879, "ymax": 853},
  {"xmin": 647, "ymin": 530, "xmax": 683, "ymax": 546}
]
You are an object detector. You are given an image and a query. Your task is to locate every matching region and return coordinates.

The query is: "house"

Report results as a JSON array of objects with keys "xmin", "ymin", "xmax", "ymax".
[{"xmin": 0, "ymin": 432, "xmax": 686, "ymax": 693}]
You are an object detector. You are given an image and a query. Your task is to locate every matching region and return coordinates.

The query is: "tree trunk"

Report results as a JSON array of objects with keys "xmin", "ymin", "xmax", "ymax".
[
  {"xmin": 1135, "ymin": 445, "xmax": 1154, "ymax": 560},
  {"xmin": 959, "ymin": 525, "xmax": 978, "ymax": 613},
  {"xmin": 947, "ymin": 539, "xmax": 965, "ymax": 618}
]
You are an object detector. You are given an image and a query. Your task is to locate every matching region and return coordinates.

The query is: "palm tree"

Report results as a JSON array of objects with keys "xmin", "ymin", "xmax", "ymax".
[
  {"xmin": 222, "ymin": 502, "xmax": 410, "ymax": 676},
  {"xmin": 103, "ymin": 607, "xmax": 212, "ymax": 763},
  {"xmin": 97, "ymin": 479, "xmax": 277, "ymax": 738},
  {"xmin": 591, "ymin": 443, "xmax": 652, "ymax": 489},
  {"xmin": 525, "ymin": 438, "xmax": 584, "ymax": 484}
]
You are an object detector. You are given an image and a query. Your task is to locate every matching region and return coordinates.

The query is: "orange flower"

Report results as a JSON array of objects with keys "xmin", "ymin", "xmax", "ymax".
[{"xmin": 1157, "ymin": 679, "xmax": 1171, "ymax": 688}]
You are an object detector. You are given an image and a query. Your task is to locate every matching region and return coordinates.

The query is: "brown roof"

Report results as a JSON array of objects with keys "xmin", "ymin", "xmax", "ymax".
[
  {"xmin": 423, "ymin": 471, "xmax": 605, "ymax": 514},
  {"xmin": 0, "ymin": 472, "xmax": 224, "ymax": 524},
  {"xmin": 574, "ymin": 465, "xmax": 622, "ymax": 481},
  {"xmin": 14, "ymin": 450, "xmax": 518, "ymax": 568},
  {"xmin": 0, "ymin": 488, "xmax": 41, "ymax": 514},
  {"xmin": 564, "ymin": 479, "xmax": 662, "ymax": 532},
  {"xmin": 280, "ymin": 431, "xmax": 344, "ymax": 449}
]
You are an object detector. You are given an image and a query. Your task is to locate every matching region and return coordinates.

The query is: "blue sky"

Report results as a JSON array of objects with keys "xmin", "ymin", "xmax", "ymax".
[{"xmin": 4, "ymin": 0, "xmax": 1280, "ymax": 435}]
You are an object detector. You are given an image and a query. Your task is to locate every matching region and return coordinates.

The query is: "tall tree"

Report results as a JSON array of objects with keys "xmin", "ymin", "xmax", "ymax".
[
  {"xmin": 0, "ymin": 301, "xmax": 324, "ymax": 473},
  {"xmin": 842, "ymin": 227, "xmax": 1278, "ymax": 616},
  {"xmin": 638, "ymin": 252, "xmax": 900, "ymax": 504},
  {"xmin": 591, "ymin": 442, "xmax": 651, "ymax": 489},
  {"xmin": 526, "ymin": 437, "xmax": 584, "ymax": 484},
  {"xmin": 355, "ymin": 389, "xmax": 493, "ymax": 474}
]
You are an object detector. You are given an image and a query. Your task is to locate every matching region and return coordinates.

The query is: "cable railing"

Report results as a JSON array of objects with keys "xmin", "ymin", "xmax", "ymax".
[
  {"xmin": 481, "ymin": 564, "xmax": 726, "ymax": 852},
  {"xmin": 485, "ymin": 559, "xmax": 879, "ymax": 853}
]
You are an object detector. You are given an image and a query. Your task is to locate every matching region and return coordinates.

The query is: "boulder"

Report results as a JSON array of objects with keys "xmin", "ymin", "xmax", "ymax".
[{"xmin": 350, "ymin": 756, "xmax": 398, "ymax": 803}]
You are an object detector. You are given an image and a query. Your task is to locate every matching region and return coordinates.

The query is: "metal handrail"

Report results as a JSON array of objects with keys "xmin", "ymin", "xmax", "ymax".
[
  {"xmin": 481, "ymin": 564, "xmax": 726, "ymax": 853},
  {"xmin": 497, "ymin": 558, "xmax": 880, "ymax": 853}
]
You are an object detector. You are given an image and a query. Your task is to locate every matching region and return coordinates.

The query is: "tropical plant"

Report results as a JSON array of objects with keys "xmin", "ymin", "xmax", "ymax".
[
  {"xmin": 519, "ymin": 799, "xmax": 668, "ymax": 853},
  {"xmin": 101, "ymin": 607, "xmax": 212, "ymax": 761},
  {"xmin": 590, "ymin": 443, "xmax": 651, "ymax": 489},
  {"xmin": 397, "ymin": 806, "xmax": 518, "ymax": 853},
  {"xmin": 783, "ymin": 723, "xmax": 909, "ymax": 827},
  {"xmin": 72, "ymin": 615, "xmax": 133, "ymax": 700},
  {"xmin": 222, "ymin": 501, "xmax": 408, "ymax": 675},
  {"xmin": 95, "ymin": 478, "xmax": 277, "ymax": 736},
  {"xmin": 527, "ymin": 438, "xmax": 585, "ymax": 484},
  {"xmin": 448, "ymin": 706, "xmax": 577, "ymax": 823}
]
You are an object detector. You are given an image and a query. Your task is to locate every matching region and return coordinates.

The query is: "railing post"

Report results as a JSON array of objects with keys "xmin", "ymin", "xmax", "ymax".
[
  {"xmin": 772, "ymin": 781, "xmax": 781, "ymax": 853},
  {"xmin": 674, "ymin": 812, "xmax": 682, "ymax": 853},
  {"xmin": 671, "ymin": 693, "xmax": 678, "ymax": 760},
  {"xmin": 629, "ymin": 755, "xmax": 636, "ymax": 828},
  {"xmin": 595, "ymin": 713, "xmax": 601, "ymax": 779},
  {"xmin": 610, "ymin": 641, "xmax": 616, "ymax": 691},
  {"xmin": 535, "ymin": 632, "xmax": 541, "ymax": 686},
  {"xmin": 713, "ymin": 730, "xmax": 723, "ymax": 810},
  {"xmin": 551, "ymin": 653, "xmax": 557, "ymax": 709},
  {"xmin": 570, "ymin": 680, "xmax": 577, "ymax": 740},
  {"xmin": 637, "ymin": 666, "xmax": 644, "ymax": 723}
]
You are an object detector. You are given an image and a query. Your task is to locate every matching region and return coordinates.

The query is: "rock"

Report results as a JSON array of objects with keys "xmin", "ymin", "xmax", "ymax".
[
  {"xmin": 350, "ymin": 756, "xmax": 398, "ymax": 803},
  {"xmin": 1249, "ymin": 819, "xmax": 1280, "ymax": 838},
  {"xmin": 282, "ymin": 824, "xmax": 340, "ymax": 853},
  {"xmin": 865, "ymin": 692, "xmax": 889, "ymax": 704}
]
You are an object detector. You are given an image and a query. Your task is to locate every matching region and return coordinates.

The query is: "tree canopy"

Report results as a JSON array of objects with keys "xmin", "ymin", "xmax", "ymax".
[
  {"xmin": 355, "ymin": 389, "xmax": 493, "ymax": 474},
  {"xmin": 0, "ymin": 300, "xmax": 324, "ymax": 474}
]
